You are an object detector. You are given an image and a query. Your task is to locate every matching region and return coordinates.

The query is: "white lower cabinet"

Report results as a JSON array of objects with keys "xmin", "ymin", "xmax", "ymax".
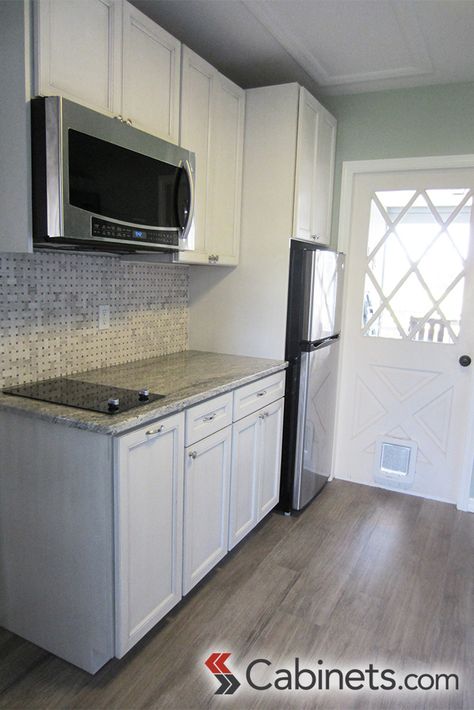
[
  {"xmin": 183, "ymin": 426, "xmax": 231, "ymax": 593},
  {"xmin": 0, "ymin": 372, "xmax": 286, "ymax": 672},
  {"xmin": 114, "ymin": 412, "xmax": 184, "ymax": 657},
  {"xmin": 229, "ymin": 397, "xmax": 285, "ymax": 550},
  {"xmin": 258, "ymin": 398, "xmax": 285, "ymax": 519},
  {"xmin": 229, "ymin": 410, "xmax": 260, "ymax": 548}
]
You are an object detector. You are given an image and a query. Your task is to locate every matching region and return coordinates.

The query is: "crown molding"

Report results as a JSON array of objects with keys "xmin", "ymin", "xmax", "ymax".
[{"xmin": 242, "ymin": 0, "xmax": 434, "ymax": 90}]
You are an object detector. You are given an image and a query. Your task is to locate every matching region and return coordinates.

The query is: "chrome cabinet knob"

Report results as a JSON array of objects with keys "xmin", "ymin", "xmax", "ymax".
[
  {"xmin": 189, "ymin": 450, "xmax": 198, "ymax": 459},
  {"xmin": 107, "ymin": 397, "xmax": 120, "ymax": 412}
]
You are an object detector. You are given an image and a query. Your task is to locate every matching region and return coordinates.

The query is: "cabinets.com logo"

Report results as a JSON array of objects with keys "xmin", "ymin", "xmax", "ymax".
[
  {"xmin": 204, "ymin": 653, "xmax": 460, "ymax": 697},
  {"xmin": 204, "ymin": 653, "xmax": 241, "ymax": 695}
]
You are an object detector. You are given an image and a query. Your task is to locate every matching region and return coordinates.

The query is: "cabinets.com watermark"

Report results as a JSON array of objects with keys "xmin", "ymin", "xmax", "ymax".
[{"xmin": 204, "ymin": 653, "xmax": 460, "ymax": 697}]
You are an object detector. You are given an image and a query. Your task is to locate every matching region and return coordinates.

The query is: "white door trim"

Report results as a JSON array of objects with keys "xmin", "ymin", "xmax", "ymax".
[{"xmin": 336, "ymin": 154, "xmax": 474, "ymax": 512}]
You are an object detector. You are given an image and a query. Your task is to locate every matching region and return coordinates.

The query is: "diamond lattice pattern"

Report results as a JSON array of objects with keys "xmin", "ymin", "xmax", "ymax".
[{"xmin": 362, "ymin": 188, "xmax": 472, "ymax": 343}]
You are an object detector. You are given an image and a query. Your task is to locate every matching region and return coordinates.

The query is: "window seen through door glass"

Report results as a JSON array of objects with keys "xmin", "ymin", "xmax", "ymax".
[{"xmin": 362, "ymin": 188, "xmax": 472, "ymax": 343}]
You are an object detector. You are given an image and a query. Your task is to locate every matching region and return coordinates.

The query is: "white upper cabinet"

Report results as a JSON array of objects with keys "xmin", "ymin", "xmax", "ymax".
[
  {"xmin": 293, "ymin": 88, "xmax": 336, "ymax": 245},
  {"xmin": 35, "ymin": 0, "xmax": 122, "ymax": 115},
  {"xmin": 176, "ymin": 47, "xmax": 245, "ymax": 266},
  {"xmin": 178, "ymin": 48, "xmax": 214, "ymax": 261},
  {"xmin": 122, "ymin": 2, "xmax": 180, "ymax": 141},
  {"xmin": 35, "ymin": 0, "xmax": 181, "ymax": 141}
]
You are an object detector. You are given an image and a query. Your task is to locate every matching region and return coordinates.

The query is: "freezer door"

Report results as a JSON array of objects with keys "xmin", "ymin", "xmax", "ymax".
[
  {"xmin": 302, "ymin": 248, "xmax": 344, "ymax": 342},
  {"xmin": 293, "ymin": 338, "xmax": 340, "ymax": 510}
]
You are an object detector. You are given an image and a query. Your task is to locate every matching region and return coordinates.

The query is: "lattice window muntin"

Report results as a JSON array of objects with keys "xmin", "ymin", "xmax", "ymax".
[{"xmin": 362, "ymin": 188, "xmax": 472, "ymax": 343}]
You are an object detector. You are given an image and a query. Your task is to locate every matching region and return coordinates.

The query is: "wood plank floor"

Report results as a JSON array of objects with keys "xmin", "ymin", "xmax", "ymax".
[{"xmin": 0, "ymin": 480, "xmax": 472, "ymax": 709}]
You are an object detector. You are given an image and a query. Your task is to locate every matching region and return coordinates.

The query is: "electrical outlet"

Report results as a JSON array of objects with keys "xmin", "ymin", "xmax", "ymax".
[{"xmin": 98, "ymin": 304, "xmax": 110, "ymax": 330}]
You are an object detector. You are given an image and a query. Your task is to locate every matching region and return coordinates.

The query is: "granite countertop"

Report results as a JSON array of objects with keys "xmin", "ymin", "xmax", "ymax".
[{"xmin": 0, "ymin": 350, "xmax": 287, "ymax": 435}]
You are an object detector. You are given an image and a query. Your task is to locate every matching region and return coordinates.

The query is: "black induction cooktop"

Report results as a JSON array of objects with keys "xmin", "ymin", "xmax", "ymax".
[{"xmin": 3, "ymin": 378, "xmax": 164, "ymax": 415}]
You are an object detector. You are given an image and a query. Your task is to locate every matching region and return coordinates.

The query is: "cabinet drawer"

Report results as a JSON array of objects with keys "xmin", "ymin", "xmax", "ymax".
[
  {"xmin": 185, "ymin": 392, "xmax": 233, "ymax": 446},
  {"xmin": 233, "ymin": 372, "xmax": 286, "ymax": 422}
]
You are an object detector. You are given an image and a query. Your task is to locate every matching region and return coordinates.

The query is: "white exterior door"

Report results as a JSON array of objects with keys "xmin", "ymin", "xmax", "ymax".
[{"xmin": 336, "ymin": 167, "xmax": 474, "ymax": 505}]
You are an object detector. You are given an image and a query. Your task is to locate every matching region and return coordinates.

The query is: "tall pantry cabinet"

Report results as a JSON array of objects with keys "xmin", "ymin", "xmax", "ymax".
[{"xmin": 189, "ymin": 83, "xmax": 337, "ymax": 360}]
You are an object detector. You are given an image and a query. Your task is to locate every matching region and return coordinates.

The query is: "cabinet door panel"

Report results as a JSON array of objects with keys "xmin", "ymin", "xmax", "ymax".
[
  {"xmin": 115, "ymin": 413, "xmax": 184, "ymax": 657},
  {"xmin": 313, "ymin": 109, "xmax": 336, "ymax": 245},
  {"xmin": 207, "ymin": 75, "xmax": 245, "ymax": 265},
  {"xmin": 178, "ymin": 48, "xmax": 214, "ymax": 262},
  {"xmin": 258, "ymin": 398, "xmax": 284, "ymax": 520},
  {"xmin": 177, "ymin": 50, "xmax": 244, "ymax": 266},
  {"xmin": 294, "ymin": 89, "xmax": 319, "ymax": 242},
  {"xmin": 294, "ymin": 88, "xmax": 336, "ymax": 245},
  {"xmin": 36, "ymin": 0, "xmax": 121, "ymax": 115},
  {"xmin": 122, "ymin": 2, "xmax": 180, "ymax": 142},
  {"xmin": 229, "ymin": 411, "xmax": 260, "ymax": 549},
  {"xmin": 183, "ymin": 427, "xmax": 231, "ymax": 593}
]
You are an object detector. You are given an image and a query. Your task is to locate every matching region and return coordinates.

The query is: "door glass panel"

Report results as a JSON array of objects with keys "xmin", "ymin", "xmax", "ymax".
[
  {"xmin": 368, "ymin": 234, "xmax": 410, "ymax": 296},
  {"xmin": 367, "ymin": 198, "xmax": 388, "ymax": 255},
  {"xmin": 362, "ymin": 188, "xmax": 473, "ymax": 343},
  {"xmin": 369, "ymin": 309, "xmax": 403, "ymax": 340}
]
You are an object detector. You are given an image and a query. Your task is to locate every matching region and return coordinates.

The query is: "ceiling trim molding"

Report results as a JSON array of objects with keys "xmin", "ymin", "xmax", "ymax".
[
  {"xmin": 242, "ymin": 0, "xmax": 329, "ymax": 83},
  {"xmin": 242, "ymin": 0, "xmax": 434, "ymax": 89}
]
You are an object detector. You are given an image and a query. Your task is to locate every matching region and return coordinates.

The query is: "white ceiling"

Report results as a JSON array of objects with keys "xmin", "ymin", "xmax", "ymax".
[{"xmin": 131, "ymin": 0, "xmax": 474, "ymax": 96}]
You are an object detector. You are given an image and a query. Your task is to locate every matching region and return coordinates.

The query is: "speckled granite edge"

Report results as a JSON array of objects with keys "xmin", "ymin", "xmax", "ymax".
[{"xmin": 0, "ymin": 351, "xmax": 287, "ymax": 435}]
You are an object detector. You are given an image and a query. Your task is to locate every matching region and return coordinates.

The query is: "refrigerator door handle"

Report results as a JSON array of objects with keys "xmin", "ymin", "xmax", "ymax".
[{"xmin": 301, "ymin": 333, "xmax": 340, "ymax": 352}]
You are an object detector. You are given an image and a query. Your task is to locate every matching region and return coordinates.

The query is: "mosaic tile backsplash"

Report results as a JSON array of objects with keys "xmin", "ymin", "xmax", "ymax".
[{"xmin": 0, "ymin": 252, "xmax": 189, "ymax": 388}]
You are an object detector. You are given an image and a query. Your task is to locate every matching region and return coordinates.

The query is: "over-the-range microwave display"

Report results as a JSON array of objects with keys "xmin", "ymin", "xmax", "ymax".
[{"xmin": 31, "ymin": 96, "xmax": 195, "ymax": 253}]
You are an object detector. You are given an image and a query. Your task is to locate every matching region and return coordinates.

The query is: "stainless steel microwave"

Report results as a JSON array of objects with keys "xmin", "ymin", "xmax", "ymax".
[{"xmin": 31, "ymin": 96, "xmax": 195, "ymax": 253}]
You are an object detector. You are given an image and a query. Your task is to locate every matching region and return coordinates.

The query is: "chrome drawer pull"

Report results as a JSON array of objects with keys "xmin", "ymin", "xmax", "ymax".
[
  {"xmin": 203, "ymin": 412, "xmax": 217, "ymax": 422},
  {"xmin": 256, "ymin": 390, "xmax": 267, "ymax": 397},
  {"xmin": 259, "ymin": 411, "xmax": 270, "ymax": 419},
  {"xmin": 189, "ymin": 450, "xmax": 198, "ymax": 459},
  {"xmin": 146, "ymin": 425, "xmax": 164, "ymax": 436}
]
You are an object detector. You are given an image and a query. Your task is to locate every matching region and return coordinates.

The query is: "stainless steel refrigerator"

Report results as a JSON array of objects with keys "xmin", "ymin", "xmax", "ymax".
[{"xmin": 279, "ymin": 239, "xmax": 345, "ymax": 513}]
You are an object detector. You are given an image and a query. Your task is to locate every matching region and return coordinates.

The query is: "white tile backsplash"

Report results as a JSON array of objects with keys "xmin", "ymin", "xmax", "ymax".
[{"xmin": 0, "ymin": 252, "xmax": 189, "ymax": 388}]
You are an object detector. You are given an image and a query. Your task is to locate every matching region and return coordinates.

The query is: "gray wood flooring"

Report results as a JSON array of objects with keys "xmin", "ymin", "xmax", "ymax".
[{"xmin": 0, "ymin": 480, "xmax": 473, "ymax": 709}]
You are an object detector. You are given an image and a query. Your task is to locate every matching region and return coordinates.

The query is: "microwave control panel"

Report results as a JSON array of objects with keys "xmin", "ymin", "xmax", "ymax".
[{"xmin": 91, "ymin": 218, "xmax": 179, "ymax": 246}]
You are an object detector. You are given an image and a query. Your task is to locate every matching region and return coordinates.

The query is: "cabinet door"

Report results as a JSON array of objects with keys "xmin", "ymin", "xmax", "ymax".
[
  {"xmin": 313, "ymin": 106, "xmax": 337, "ymax": 245},
  {"xmin": 258, "ymin": 398, "xmax": 284, "ymax": 520},
  {"xmin": 183, "ymin": 427, "xmax": 231, "ymax": 593},
  {"xmin": 229, "ymin": 411, "xmax": 260, "ymax": 550},
  {"xmin": 35, "ymin": 0, "xmax": 122, "ymax": 116},
  {"xmin": 294, "ymin": 88, "xmax": 336, "ymax": 245},
  {"xmin": 122, "ymin": 1, "xmax": 180, "ymax": 142},
  {"xmin": 176, "ymin": 48, "xmax": 244, "ymax": 266},
  {"xmin": 115, "ymin": 413, "xmax": 184, "ymax": 657},
  {"xmin": 177, "ymin": 47, "xmax": 215, "ymax": 263},
  {"xmin": 207, "ymin": 74, "xmax": 245, "ymax": 265}
]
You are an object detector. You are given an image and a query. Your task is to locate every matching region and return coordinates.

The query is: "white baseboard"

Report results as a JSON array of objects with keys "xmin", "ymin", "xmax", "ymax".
[
  {"xmin": 334, "ymin": 473, "xmax": 455, "ymax": 505},
  {"xmin": 468, "ymin": 498, "xmax": 474, "ymax": 513}
]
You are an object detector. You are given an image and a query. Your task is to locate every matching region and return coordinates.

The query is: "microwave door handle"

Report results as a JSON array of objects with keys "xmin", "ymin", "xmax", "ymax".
[{"xmin": 178, "ymin": 159, "xmax": 195, "ymax": 240}]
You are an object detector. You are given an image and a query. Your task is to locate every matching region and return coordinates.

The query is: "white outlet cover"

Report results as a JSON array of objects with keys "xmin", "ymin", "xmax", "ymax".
[{"xmin": 98, "ymin": 305, "xmax": 110, "ymax": 330}]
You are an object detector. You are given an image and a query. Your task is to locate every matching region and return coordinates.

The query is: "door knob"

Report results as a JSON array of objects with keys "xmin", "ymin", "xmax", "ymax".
[{"xmin": 459, "ymin": 355, "xmax": 471, "ymax": 367}]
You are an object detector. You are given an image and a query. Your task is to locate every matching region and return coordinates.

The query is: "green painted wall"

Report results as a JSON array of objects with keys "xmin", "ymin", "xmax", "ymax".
[
  {"xmin": 325, "ymin": 81, "xmax": 474, "ymax": 502},
  {"xmin": 325, "ymin": 81, "xmax": 474, "ymax": 242}
]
